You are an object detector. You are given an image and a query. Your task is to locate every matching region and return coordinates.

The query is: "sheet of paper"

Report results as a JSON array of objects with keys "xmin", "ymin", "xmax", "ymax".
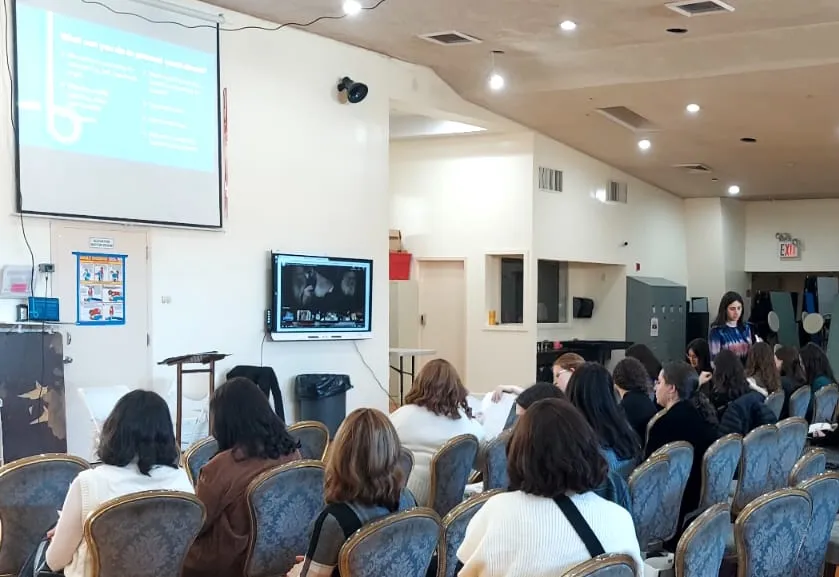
[{"xmin": 480, "ymin": 392, "xmax": 516, "ymax": 439}]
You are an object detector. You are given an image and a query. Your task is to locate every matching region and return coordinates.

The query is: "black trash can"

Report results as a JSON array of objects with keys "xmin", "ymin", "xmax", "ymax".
[{"xmin": 294, "ymin": 373, "xmax": 353, "ymax": 437}]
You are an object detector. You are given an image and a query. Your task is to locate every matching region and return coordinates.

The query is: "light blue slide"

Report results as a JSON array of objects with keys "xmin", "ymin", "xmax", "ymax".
[{"xmin": 16, "ymin": 4, "xmax": 218, "ymax": 173}]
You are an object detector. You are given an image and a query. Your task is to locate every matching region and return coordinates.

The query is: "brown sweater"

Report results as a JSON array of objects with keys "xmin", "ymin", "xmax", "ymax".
[{"xmin": 183, "ymin": 447, "xmax": 301, "ymax": 577}]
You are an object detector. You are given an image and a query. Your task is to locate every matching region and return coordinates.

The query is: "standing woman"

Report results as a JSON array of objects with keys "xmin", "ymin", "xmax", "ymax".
[{"xmin": 709, "ymin": 291, "xmax": 753, "ymax": 364}]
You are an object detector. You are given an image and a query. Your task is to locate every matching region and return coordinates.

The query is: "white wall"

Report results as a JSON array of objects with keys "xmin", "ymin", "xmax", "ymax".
[
  {"xmin": 684, "ymin": 198, "xmax": 725, "ymax": 306},
  {"xmin": 746, "ymin": 200, "xmax": 839, "ymax": 272},
  {"xmin": 390, "ymin": 132, "xmax": 536, "ymax": 391},
  {"xmin": 721, "ymin": 198, "xmax": 749, "ymax": 306}
]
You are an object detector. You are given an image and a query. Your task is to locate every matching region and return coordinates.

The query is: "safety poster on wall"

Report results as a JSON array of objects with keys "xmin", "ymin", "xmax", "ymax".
[{"xmin": 74, "ymin": 252, "xmax": 126, "ymax": 325}]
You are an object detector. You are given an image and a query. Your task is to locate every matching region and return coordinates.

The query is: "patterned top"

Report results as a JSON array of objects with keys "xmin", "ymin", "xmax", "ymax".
[{"xmin": 708, "ymin": 324, "xmax": 752, "ymax": 363}]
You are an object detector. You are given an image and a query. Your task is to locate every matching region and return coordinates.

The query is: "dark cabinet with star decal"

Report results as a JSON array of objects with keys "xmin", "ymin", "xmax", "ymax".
[{"xmin": 0, "ymin": 329, "xmax": 66, "ymax": 463}]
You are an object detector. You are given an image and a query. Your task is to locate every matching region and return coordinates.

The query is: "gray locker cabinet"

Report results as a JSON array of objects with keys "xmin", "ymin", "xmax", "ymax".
[{"xmin": 626, "ymin": 276, "xmax": 688, "ymax": 366}]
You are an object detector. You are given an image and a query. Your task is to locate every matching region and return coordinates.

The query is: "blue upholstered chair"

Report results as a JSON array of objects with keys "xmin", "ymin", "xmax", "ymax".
[
  {"xmin": 439, "ymin": 490, "xmax": 501, "ymax": 577},
  {"xmin": 764, "ymin": 391, "xmax": 785, "ymax": 420},
  {"xmin": 84, "ymin": 490, "xmax": 205, "ymax": 577},
  {"xmin": 789, "ymin": 449, "xmax": 826, "ymax": 486},
  {"xmin": 338, "ymin": 508, "xmax": 441, "ymax": 577},
  {"xmin": 288, "ymin": 420, "xmax": 330, "ymax": 460},
  {"xmin": 734, "ymin": 488, "xmax": 812, "ymax": 577},
  {"xmin": 628, "ymin": 453, "xmax": 670, "ymax": 553},
  {"xmin": 428, "ymin": 434, "xmax": 479, "ymax": 517},
  {"xmin": 561, "ymin": 554, "xmax": 637, "ymax": 577},
  {"xmin": 502, "ymin": 404, "xmax": 518, "ymax": 431},
  {"xmin": 399, "ymin": 446, "xmax": 415, "ymax": 480},
  {"xmin": 812, "ymin": 384, "xmax": 839, "ymax": 424},
  {"xmin": 649, "ymin": 441, "xmax": 694, "ymax": 543},
  {"xmin": 675, "ymin": 503, "xmax": 730, "ymax": 577},
  {"xmin": 183, "ymin": 436, "xmax": 218, "ymax": 486},
  {"xmin": 789, "ymin": 387, "xmax": 811, "ymax": 420},
  {"xmin": 696, "ymin": 434, "xmax": 742, "ymax": 515},
  {"xmin": 0, "ymin": 454, "xmax": 90, "ymax": 576},
  {"xmin": 794, "ymin": 473, "xmax": 839, "ymax": 577},
  {"xmin": 773, "ymin": 417, "xmax": 808, "ymax": 490},
  {"xmin": 482, "ymin": 431, "xmax": 511, "ymax": 491},
  {"xmin": 399, "ymin": 487, "xmax": 419, "ymax": 510},
  {"xmin": 733, "ymin": 424, "xmax": 778, "ymax": 514},
  {"xmin": 244, "ymin": 460, "xmax": 325, "ymax": 577}
]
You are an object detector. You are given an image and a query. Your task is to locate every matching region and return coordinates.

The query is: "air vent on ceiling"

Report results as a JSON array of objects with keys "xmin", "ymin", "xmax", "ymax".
[
  {"xmin": 665, "ymin": 0, "xmax": 735, "ymax": 17},
  {"xmin": 418, "ymin": 31, "xmax": 482, "ymax": 46},
  {"xmin": 606, "ymin": 181, "xmax": 629, "ymax": 203},
  {"xmin": 673, "ymin": 163, "xmax": 713, "ymax": 174},
  {"xmin": 538, "ymin": 167, "xmax": 563, "ymax": 193},
  {"xmin": 596, "ymin": 106, "xmax": 657, "ymax": 132}
]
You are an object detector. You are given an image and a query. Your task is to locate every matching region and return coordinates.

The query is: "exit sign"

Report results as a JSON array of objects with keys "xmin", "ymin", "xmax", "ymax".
[{"xmin": 779, "ymin": 241, "xmax": 800, "ymax": 260}]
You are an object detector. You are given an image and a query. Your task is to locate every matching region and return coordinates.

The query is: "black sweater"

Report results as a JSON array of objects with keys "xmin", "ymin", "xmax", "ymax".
[
  {"xmin": 620, "ymin": 390, "xmax": 658, "ymax": 443},
  {"xmin": 717, "ymin": 391, "xmax": 777, "ymax": 436}
]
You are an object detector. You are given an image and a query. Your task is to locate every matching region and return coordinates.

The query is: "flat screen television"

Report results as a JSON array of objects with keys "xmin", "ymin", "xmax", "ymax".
[{"xmin": 270, "ymin": 252, "xmax": 373, "ymax": 341}]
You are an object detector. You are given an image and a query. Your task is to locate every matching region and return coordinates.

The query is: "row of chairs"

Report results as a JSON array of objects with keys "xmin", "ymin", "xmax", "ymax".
[{"xmin": 764, "ymin": 382, "xmax": 839, "ymax": 423}]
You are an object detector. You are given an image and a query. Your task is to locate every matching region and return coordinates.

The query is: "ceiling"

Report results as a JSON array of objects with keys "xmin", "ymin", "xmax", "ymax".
[{"xmin": 205, "ymin": 0, "xmax": 839, "ymax": 200}]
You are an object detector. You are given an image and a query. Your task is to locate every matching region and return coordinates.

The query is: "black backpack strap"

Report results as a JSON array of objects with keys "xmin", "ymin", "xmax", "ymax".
[
  {"xmin": 324, "ymin": 503, "xmax": 365, "ymax": 539},
  {"xmin": 553, "ymin": 495, "xmax": 606, "ymax": 557}
]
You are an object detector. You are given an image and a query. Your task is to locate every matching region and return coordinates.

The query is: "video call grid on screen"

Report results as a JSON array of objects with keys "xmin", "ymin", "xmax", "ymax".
[
  {"xmin": 273, "ymin": 254, "xmax": 372, "ymax": 334},
  {"xmin": 13, "ymin": 0, "xmax": 222, "ymax": 227}
]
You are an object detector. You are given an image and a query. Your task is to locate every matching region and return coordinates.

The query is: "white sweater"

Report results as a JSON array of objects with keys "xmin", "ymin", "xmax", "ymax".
[
  {"xmin": 457, "ymin": 491, "xmax": 643, "ymax": 577},
  {"xmin": 46, "ymin": 463, "xmax": 194, "ymax": 577},
  {"xmin": 389, "ymin": 404, "xmax": 485, "ymax": 507}
]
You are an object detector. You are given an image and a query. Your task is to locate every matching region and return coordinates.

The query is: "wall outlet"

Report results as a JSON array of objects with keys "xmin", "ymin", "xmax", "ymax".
[{"xmin": 38, "ymin": 263, "xmax": 55, "ymax": 273}]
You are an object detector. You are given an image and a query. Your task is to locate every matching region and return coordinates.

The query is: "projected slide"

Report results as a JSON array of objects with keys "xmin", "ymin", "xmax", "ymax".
[{"xmin": 16, "ymin": 4, "xmax": 217, "ymax": 172}]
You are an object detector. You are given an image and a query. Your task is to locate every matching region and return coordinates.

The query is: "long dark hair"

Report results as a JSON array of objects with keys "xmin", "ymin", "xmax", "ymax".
[
  {"xmin": 713, "ymin": 291, "xmax": 746, "ymax": 329},
  {"xmin": 211, "ymin": 377, "xmax": 300, "ymax": 459},
  {"xmin": 712, "ymin": 349, "xmax": 750, "ymax": 401},
  {"xmin": 625, "ymin": 344, "xmax": 662, "ymax": 383},
  {"xmin": 775, "ymin": 345, "xmax": 806, "ymax": 388},
  {"xmin": 661, "ymin": 361, "xmax": 718, "ymax": 425},
  {"xmin": 745, "ymin": 342, "xmax": 781, "ymax": 394},
  {"xmin": 799, "ymin": 343, "xmax": 836, "ymax": 388},
  {"xmin": 566, "ymin": 363, "xmax": 641, "ymax": 461},
  {"xmin": 686, "ymin": 338, "xmax": 712, "ymax": 374},
  {"xmin": 98, "ymin": 390, "xmax": 180, "ymax": 475}
]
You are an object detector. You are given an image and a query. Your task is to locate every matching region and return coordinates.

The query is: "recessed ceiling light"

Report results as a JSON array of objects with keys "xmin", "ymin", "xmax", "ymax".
[
  {"xmin": 740, "ymin": 137, "xmax": 757, "ymax": 143},
  {"xmin": 489, "ymin": 73, "xmax": 505, "ymax": 91},
  {"xmin": 728, "ymin": 185, "xmax": 741, "ymax": 195},
  {"xmin": 638, "ymin": 139, "xmax": 651, "ymax": 151},
  {"xmin": 686, "ymin": 103, "xmax": 700, "ymax": 114},
  {"xmin": 342, "ymin": 0, "xmax": 362, "ymax": 16},
  {"xmin": 560, "ymin": 20, "xmax": 577, "ymax": 31},
  {"xmin": 667, "ymin": 27, "xmax": 688, "ymax": 34}
]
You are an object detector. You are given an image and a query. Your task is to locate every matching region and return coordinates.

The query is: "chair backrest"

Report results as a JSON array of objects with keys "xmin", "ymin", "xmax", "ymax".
[
  {"xmin": 734, "ymin": 488, "xmax": 812, "ymax": 577},
  {"xmin": 183, "ymin": 436, "xmax": 218, "ymax": 485},
  {"xmin": 0, "ymin": 454, "xmax": 90, "ymax": 576},
  {"xmin": 645, "ymin": 408, "xmax": 669, "ymax": 446},
  {"xmin": 439, "ymin": 490, "xmax": 501, "ymax": 577},
  {"xmin": 245, "ymin": 460, "xmax": 325, "ymax": 577},
  {"xmin": 812, "ymin": 384, "xmax": 839, "ymax": 424},
  {"xmin": 789, "ymin": 449, "xmax": 827, "ymax": 486},
  {"xmin": 288, "ymin": 421, "xmax": 330, "ymax": 460},
  {"xmin": 398, "ymin": 447, "xmax": 415, "ymax": 481},
  {"xmin": 793, "ymin": 473, "xmax": 839, "ymax": 577},
  {"xmin": 733, "ymin": 424, "xmax": 778, "ymax": 513},
  {"xmin": 788, "ymin": 387, "xmax": 811, "ymax": 420},
  {"xmin": 561, "ymin": 553, "xmax": 637, "ymax": 577},
  {"xmin": 85, "ymin": 491, "xmax": 205, "ymax": 577},
  {"xmin": 649, "ymin": 441, "xmax": 694, "ymax": 542},
  {"xmin": 428, "ymin": 434, "xmax": 479, "ymax": 517},
  {"xmin": 697, "ymin": 434, "xmax": 742, "ymax": 514},
  {"xmin": 674, "ymin": 503, "xmax": 731, "ymax": 577},
  {"xmin": 764, "ymin": 391, "xmax": 785, "ymax": 420},
  {"xmin": 773, "ymin": 417, "xmax": 808, "ymax": 489},
  {"xmin": 338, "ymin": 508, "xmax": 441, "ymax": 577},
  {"xmin": 482, "ymin": 430, "xmax": 511, "ymax": 491},
  {"xmin": 628, "ymin": 453, "xmax": 671, "ymax": 552}
]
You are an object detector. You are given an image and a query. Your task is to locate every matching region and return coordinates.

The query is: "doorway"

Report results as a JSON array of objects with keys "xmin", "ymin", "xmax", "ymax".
[
  {"xmin": 50, "ymin": 224, "xmax": 151, "ymax": 460},
  {"xmin": 417, "ymin": 259, "xmax": 467, "ymax": 379}
]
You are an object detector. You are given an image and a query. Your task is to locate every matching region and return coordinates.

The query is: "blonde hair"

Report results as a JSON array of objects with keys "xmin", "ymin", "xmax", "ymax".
[
  {"xmin": 554, "ymin": 352, "xmax": 585, "ymax": 371},
  {"xmin": 324, "ymin": 408, "xmax": 403, "ymax": 510},
  {"xmin": 404, "ymin": 359, "xmax": 470, "ymax": 419}
]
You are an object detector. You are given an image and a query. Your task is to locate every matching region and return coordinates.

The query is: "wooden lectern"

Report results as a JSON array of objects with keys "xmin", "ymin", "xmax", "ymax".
[{"xmin": 159, "ymin": 352, "xmax": 230, "ymax": 447}]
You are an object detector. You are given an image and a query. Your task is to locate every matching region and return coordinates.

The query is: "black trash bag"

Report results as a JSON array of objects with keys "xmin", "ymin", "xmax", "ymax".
[{"xmin": 294, "ymin": 373, "xmax": 353, "ymax": 400}]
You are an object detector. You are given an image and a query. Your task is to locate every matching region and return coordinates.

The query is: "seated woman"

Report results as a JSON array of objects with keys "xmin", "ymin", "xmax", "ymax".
[
  {"xmin": 492, "ymin": 352, "xmax": 584, "ymax": 399},
  {"xmin": 456, "ymin": 398, "xmax": 642, "ymax": 576},
  {"xmin": 46, "ymin": 390, "xmax": 193, "ymax": 576},
  {"xmin": 711, "ymin": 350, "xmax": 777, "ymax": 436},
  {"xmin": 612, "ymin": 357, "xmax": 658, "ymax": 441},
  {"xmin": 296, "ymin": 408, "xmax": 406, "ymax": 577},
  {"xmin": 686, "ymin": 338, "xmax": 713, "ymax": 376},
  {"xmin": 389, "ymin": 359, "xmax": 484, "ymax": 507},
  {"xmin": 801, "ymin": 342, "xmax": 837, "ymax": 421},
  {"xmin": 514, "ymin": 382, "xmax": 564, "ymax": 417},
  {"xmin": 566, "ymin": 363, "xmax": 642, "ymax": 479},
  {"xmin": 625, "ymin": 343, "xmax": 662, "ymax": 385},
  {"xmin": 744, "ymin": 341, "xmax": 782, "ymax": 397},
  {"xmin": 184, "ymin": 377, "xmax": 301, "ymax": 577},
  {"xmin": 775, "ymin": 345, "xmax": 807, "ymax": 418},
  {"xmin": 648, "ymin": 362, "xmax": 719, "ymax": 542}
]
